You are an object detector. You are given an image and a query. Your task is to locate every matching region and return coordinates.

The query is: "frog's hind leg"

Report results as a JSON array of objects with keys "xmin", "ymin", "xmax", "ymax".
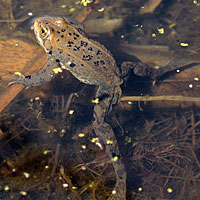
[
  {"xmin": 121, "ymin": 61, "xmax": 162, "ymax": 80},
  {"xmin": 9, "ymin": 56, "xmax": 59, "ymax": 88},
  {"xmin": 93, "ymin": 86, "xmax": 126, "ymax": 199},
  {"xmin": 95, "ymin": 85, "xmax": 122, "ymax": 120}
]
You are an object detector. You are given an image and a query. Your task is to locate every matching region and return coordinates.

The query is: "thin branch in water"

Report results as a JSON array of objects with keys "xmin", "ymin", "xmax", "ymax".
[{"xmin": 51, "ymin": 143, "xmax": 61, "ymax": 176}]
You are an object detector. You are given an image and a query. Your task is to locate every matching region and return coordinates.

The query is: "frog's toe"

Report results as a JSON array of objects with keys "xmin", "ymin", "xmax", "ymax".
[{"xmin": 8, "ymin": 76, "xmax": 26, "ymax": 86}]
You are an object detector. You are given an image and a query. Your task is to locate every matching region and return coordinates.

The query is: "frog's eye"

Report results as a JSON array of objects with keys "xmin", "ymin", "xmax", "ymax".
[{"xmin": 40, "ymin": 27, "xmax": 49, "ymax": 39}]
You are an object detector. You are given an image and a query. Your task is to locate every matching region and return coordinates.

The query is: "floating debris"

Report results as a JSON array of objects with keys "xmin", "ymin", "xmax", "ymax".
[
  {"xmin": 180, "ymin": 42, "xmax": 189, "ymax": 47},
  {"xmin": 78, "ymin": 133, "xmax": 85, "ymax": 137},
  {"xmin": 69, "ymin": 109, "xmax": 74, "ymax": 115},
  {"xmin": 91, "ymin": 98, "xmax": 99, "ymax": 104},
  {"xmin": 167, "ymin": 188, "xmax": 173, "ymax": 193}
]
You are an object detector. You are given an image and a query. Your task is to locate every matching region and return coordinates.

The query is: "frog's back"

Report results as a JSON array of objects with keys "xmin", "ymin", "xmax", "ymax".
[{"xmin": 34, "ymin": 17, "xmax": 122, "ymax": 87}]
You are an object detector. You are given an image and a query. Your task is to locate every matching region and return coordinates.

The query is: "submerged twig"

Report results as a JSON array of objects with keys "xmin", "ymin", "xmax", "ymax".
[
  {"xmin": 119, "ymin": 95, "xmax": 200, "ymax": 102},
  {"xmin": 51, "ymin": 143, "xmax": 61, "ymax": 176},
  {"xmin": 60, "ymin": 166, "xmax": 81, "ymax": 200}
]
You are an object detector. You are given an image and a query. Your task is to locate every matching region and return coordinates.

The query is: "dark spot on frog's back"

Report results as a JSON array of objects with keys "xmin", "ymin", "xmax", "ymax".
[
  {"xmin": 96, "ymin": 50, "xmax": 101, "ymax": 55},
  {"xmin": 68, "ymin": 41, "xmax": 74, "ymax": 45},
  {"xmin": 94, "ymin": 61, "xmax": 99, "ymax": 66},
  {"xmin": 59, "ymin": 50, "xmax": 63, "ymax": 54},
  {"xmin": 100, "ymin": 60, "xmax": 105, "ymax": 65},
  {"xmin": 80, "ymin": 41, "xmax": 88, "ymax": 47},
  {"xmin": 82, "ymin": 54, "xmax": 93, "ymax": 61},
  {"xmin": 67, "ymin": 42, "xmax": 74, "ymax": 48},
  {"xmin": 69, "ymin": 63, "xmax": 75, "ymax": 67},
  {"xmin": 73, "ymin": 45, "xmax": 80, "ymax": 51},
  {"xmin": 73, "ymin": 32, "xmax": 79, "ymax": 37}
]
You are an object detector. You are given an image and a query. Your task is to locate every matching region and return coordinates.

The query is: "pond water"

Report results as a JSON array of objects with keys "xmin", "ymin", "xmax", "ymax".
[{"xmin": 0, "ymin": 0, "xmax": 200, "ymax": 199}]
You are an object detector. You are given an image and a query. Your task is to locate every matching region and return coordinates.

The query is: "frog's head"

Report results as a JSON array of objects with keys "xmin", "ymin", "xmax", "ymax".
[{"xmin": 33, "ymin": 16, "xmax": 83, "ymax": 52}]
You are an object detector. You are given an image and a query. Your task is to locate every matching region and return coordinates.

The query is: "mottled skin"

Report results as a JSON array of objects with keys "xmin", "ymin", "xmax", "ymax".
[{"xmin": 11, "ymin": 16, "xmax": 127, "ymax": 199}]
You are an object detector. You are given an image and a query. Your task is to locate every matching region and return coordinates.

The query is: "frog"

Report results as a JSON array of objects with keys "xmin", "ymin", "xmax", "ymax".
[{"xmin": 10, "ymin": 16, "xmax": 136, "ymax": 199}]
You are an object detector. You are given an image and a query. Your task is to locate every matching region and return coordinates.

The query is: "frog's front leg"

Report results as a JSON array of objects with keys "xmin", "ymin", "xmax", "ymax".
[
  {"xmin": 9, "ymin": 56, "xmax": 60, "ymax": 88},
  {"xmin": 93, "ymin": 86, "xmax": 126, "ymax": 199}
]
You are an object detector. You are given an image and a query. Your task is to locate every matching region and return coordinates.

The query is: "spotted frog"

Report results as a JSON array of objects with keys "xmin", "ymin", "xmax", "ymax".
[{"xmin": 11, "ymin": 16, "xmax": 130, "ymax": 199}]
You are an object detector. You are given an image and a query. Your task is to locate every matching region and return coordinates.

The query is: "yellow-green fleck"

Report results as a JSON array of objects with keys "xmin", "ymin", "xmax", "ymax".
[
  {"xmin": 89, "ymin": 181, "xmax": 95, "ymax": 188},
  {"xmin": 193, "ymin": 0, "xmax": 198, "ymax": 4},
  {"xmin": 81, "ymin": 145, "xmax": 86, "ymax": 149},
  {"xmin": 79, "ymin": 133, "xmax": 85, "ymax": 137},
  {"xmin": 69, "ymin": 7, "xmax": 75, "ymax": 12},
  {"xmin": 35, "ymin": 97, "xmax": 40, "ymax": 101},
  {"xmin": 4, "ymin": 185, "xmax": 9, "ymax": 191},
  {"xmin": 69, "ymin": 110, "xmax": 75, "ymax": 115},
  {"xmin": 23, "ymin": 172, "xmax": 30, "ymax": 178},
  {"xmin": 79, "ymin": 0, "xmax": 93, "ymax": 7},
  {"xmin": 43, "ymin": 150, "xmax": 52, "ymax": 155},
  {"xmin": 60, "ymin": 4, "xmax": 67, "ymax": 8},
  {"xmin": 153, "ymin": 66, "xmax": 160, "ymax": 69},
  {"xmin": 180, "ymin": 42, "xmax": 189, "ymax": 47},
  {"xmin": 112, "ymin": 156, "xmax": 118, "ymax": 161},
  {"xmin": 125, "ymin": 136, "xmax": 132, "ymax": 144},
  {"xmin": 20, "ymin": 191, "xmax": 27, "ymax": 196},
  {"xmin": 169, "ymin": 23, "xmax": 176, "ymax": 28},
  {"xmin": 106, "ymin": 139, "xmax": 113, "ymax": 144},
  {"xmin": 14, "ymin": 72, "xmax": 22, "ymax": 76},
  {"xmin": 91, "ymin": 137, "xmax": 98, "ymax": 142},
  {"xmin": 92, "ymin": 98, "xmax": 99, "ymax": 104},
  {"xmin": 157, "ymin": 27, "xmax": 164, "ymax": 34},
  {"xmin": 167, "ymin": 187, "xmax": 173, "ymax": 193},
  {"xmin": 98, "ymin": 8, "xmax": 104, "ymax": 12}
]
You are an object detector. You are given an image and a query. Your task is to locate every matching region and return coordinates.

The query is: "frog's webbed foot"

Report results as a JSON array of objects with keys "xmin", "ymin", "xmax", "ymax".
[
  {"xmin": 93, "ymin": 120, "xmax": 127, "ymax": 199},
  {"xmin": 8, "ymin": 56, "xmax": 59, "ymax": 88},
  {"xmin": 9, "ymin": 70, "xmax": 55, "ymax": 89},
  {"xmin": 9, "ymin": 74, "xmax": 27, "ymax": 87}
]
